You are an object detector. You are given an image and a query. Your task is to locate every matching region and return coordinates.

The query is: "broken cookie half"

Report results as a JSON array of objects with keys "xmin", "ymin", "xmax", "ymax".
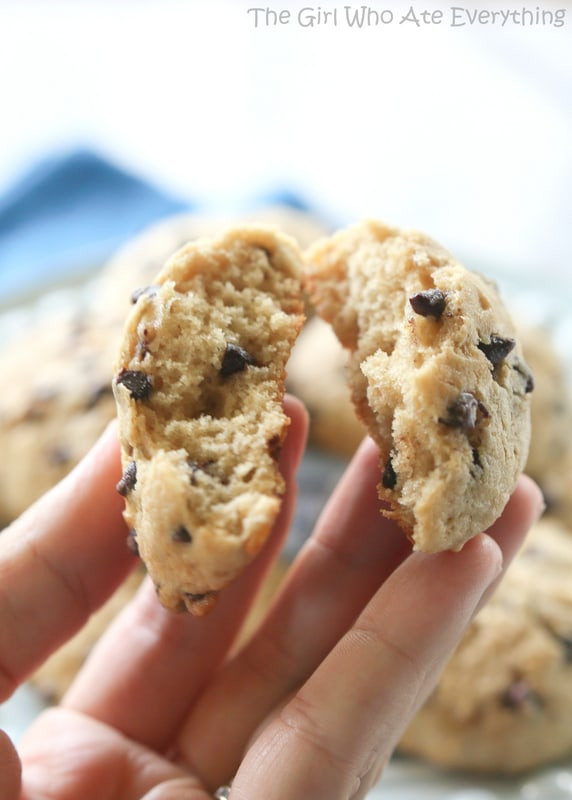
[
  {"xmin": 304, "ymin": 220, "xmax": 532, "ymax": 553},
  {"xmin": 113, "ymin": 226, "xmax": 304, "ymax": 614}
]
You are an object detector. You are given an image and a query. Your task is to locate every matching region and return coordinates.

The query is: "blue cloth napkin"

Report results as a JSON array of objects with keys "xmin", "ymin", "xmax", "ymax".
[
  {"xmin": 0, "ymin": 149, "xmax": 191, "ymax": 299},
  {"xmin": 0, "ymin": 149, "xmax": 317, "ymax": 302}
]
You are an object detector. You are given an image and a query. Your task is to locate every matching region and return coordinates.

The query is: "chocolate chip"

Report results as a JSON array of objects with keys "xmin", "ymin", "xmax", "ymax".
[
  {"xmin": 47, "ymin": 446, "xmax": 71, "ymax": 466},
  {"xmin": 171, "ymin": 525, "xmax": 192, "ymax": 543},
  {"xmin": 512, "ymin": 361, "xmax": 535, "ymax": 394},
  {"xmin": 23, "ymin": 388, "xmax": 58, "ymax": 421},
  {"xmin": 557, "ymin": 635, "xmax": 572, "ymax": 664},
  {"xmin": 500, "ymin": 679, "xmax": 542, "ymax": 711},
  {"xmin": 126, "ymin": 529, "xmax": 139, "ymax": 557},
  {"xmin": 220, "ymin": 343, "xmax": 257, "ymax": 378},
  {"xmin": 382, "ymin": 455, "xmax": 397, "ymax": 489},
  {"xmin": 116, "ymin": 369, "xmax": 153, "ymax": 400},
  {"xmin": 409, "ymin": 289, "xmax": 447, "ymax": 319},
  {"xmin": 267, "ymin": 434, "xmax": 282, "ymax": 461},
  {"xmin": 131, "ymin": 284, "xmax": 161, "ymax": 303},
  {"xmin": 116, "ymin": 462, "xmax": 137, "ymax": 496},
  {"xmin": 185, "ymin": 591, "xmax": 217, "ymax": 604},
  {"xmin": 86, "ymin": 383, "xmax": 113, "ymax": 410},
  {"xmin": 188, "ymin": 459, "xmax": 216, "ymax": 485},
  {"xmin": 472, "ymin": 448, "xmax": 483, "ymax": 468},
  {"xmin": 439, "ymin": 392, "xmax": 480, "ymax": 431},
  {"xmin": 478, "ymin": 334, "xmax": 516, "ymax": 365}
]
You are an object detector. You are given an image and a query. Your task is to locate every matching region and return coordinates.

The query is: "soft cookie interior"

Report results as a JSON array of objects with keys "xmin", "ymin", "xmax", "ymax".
[
  {"xmin": 113, "ymin": 226, "xmax": 304, "ymax": 614},
  {"xmin": 305, "ymin": 220, "xmax": 532, "ymax": 552}
]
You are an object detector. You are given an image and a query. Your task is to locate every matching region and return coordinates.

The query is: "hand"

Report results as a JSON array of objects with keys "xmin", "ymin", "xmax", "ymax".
[{"xmin": 0, "ymin": 396, "xmax": 543, "ymax": 799}]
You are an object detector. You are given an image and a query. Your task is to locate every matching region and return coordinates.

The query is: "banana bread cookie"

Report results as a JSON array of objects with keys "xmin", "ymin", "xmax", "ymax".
[
  {"xmin": 304, "ymin": 220, "xmax": 533, "ymax": 553},
  {"xmin": 399, "ymin": 517, "xmax": 572, "ymax": 773},
  {"xmin": 113, "ymin": 226, "xmax": 304, "ymax": 615},
  {"xmin": 286, "ymin": 315, "xmax": 367, "ymax": 457},
  {"xmin": 0, "ymin": 309, "xmax": 116, "ymax": 526},
  {"xmin": 519, "ymin": 323, "xmax": 572, "ymax": 529}
]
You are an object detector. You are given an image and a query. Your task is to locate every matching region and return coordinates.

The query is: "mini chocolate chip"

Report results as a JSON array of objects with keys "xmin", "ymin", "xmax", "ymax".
[
  {"xmin": 557, "ymin": 635, "xmax": 572, "ymax": 664},
  {"xmin": 47, "ymin": 446, "xmax": 71, "ymax": 466},
  {"xmin": 131, "ymin": 284, "xmax": 161, "ymax": 303},
  {"xmin": 382, "ymin": 455, "xmax": 397, "ymax": 489},
  {"xmin": 472, "ymin": 448, "xmax": 482, "ymax": 468},
  {"xmin": 409, "ymin": 289, "xmax": 447, "ymax": 319},
  {"xmin": 267, "ymin": 434, "xmax": 282, "ymax": 461},
  {"xmin": 478, "ymin": 334, "xmax": 516, "ymax": 365},
  {"xmin": 172, "ymin": 525, "xmax": 192, "ymax": 543},
  {"xmin": 185, "ymin": 591, "xmax": 217, "ymax": 604},
  {"xmin": 86, "ymin": 383, "xmax": 113, "ymax": 410},
  {"xmin": 512, "ymin": 361, "xmax": 535, "ymax": 394},
  {"xmin": 188, "ymin": 459, "xmax": 216, "ymax": 485},
  {"xmin": 116, "ymin": 462, "xmax": 137, "ymax": 496},
  {"xmin": 116, "ymin": 369, "xmax": 153, "ymax": 400},
  {"xmin": 220, "ymin": 343, "xmax": 257, "ymax": 378},
  {"xmin": 500, "ymin": 679, "xmax": 542, "ymax": 711},
  {"xmin": 126, "ymin": 529, "xmax": 139, "ymax": 557},
  {"xmin": 23, "ymin": 388, "xmax": 58, "ymax": 421},
  {"xmin": 439, "ymin": 392, "xmax": 479, "ymax": 431}
]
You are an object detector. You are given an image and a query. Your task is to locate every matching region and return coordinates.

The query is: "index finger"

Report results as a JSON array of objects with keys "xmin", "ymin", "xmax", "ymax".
[{"xmin": 0, "ymin": 422, "xmax": 134, "ymax": 702}]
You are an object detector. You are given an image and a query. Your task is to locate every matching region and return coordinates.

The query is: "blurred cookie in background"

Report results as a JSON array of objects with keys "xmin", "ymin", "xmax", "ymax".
[
  {"xmin": 519, "ymin": 322, "xmax": 572, "ymax": 529},
  {"xmin": 0, "ymin": 309, "xmax": 116, "ymax": 526},
  {"xmin": 286, "ymin": 315, "xmax": 366, "ymax": 458},
  {"xmin": 399, "ymin": 517, "xmax": 572, "ymax": 774}
]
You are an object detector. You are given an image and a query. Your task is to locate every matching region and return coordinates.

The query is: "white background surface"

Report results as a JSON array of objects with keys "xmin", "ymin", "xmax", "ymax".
[{"xmin": 0, "ymin": 0, "xmax": 570, "ymax": 283}]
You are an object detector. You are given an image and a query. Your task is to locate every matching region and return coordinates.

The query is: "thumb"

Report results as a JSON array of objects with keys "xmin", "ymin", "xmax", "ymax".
[{"xmin": 0, "ymin": 730, "xmax": 21, "ymax": 800}]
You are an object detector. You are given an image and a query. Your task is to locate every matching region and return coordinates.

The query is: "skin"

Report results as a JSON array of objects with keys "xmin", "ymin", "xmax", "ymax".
[{"xmin": 0, "ymin": 396, "xmax": 543, "ymax": 800}]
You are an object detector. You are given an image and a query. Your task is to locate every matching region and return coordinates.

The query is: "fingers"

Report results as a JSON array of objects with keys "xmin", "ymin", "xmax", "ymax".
[
  {"xmin": 0, "ymin": 423, "xmax": 134, "ymax": 702},
  {"xmin": 0, "ymin": 729, "xmax": 21, "ymax": 800},
  {"xmin": 18, "ymin": 707, "xmax": 204, "ymax": 800},
  {"xmin": 140, "ymin": 779, "xmax": 211, "ymax": 800},
  {"xmin": 232, "ymin": 476, "xmax": 544, "ymax": 800},
  {"xmin": 176, "ymin": 437, "xmax": 412, "ymax": 788},
  {"xmin": 62, "ymin": 396, "xmax": 309, "ymax": 754}
]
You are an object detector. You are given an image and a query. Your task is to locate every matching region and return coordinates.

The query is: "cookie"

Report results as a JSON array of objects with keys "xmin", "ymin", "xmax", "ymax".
[
  {"xmin": 95, "ymin": 206, "xmax": 329, "ymax": 329},
  {"xmin": 399, "ymin": 517, "xmax": 572, "ymax": 773},
  {"xmin": 0, "ymin": 309, "xmax": 117, "ymax": 526},
  {"xmin": 519, "ymin": 323, "xmax": 572, "ymax": 528},
  {"xmin": 286, "ymin": 315, "xmax": 367, "ymax": 457},
  {"xmin": 113, "ymin": 226, "xmax": 304, "ymax": 615},
  {"xmin": 304, "ymin": 220, "xmax": 533, "ymax": 553}
]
